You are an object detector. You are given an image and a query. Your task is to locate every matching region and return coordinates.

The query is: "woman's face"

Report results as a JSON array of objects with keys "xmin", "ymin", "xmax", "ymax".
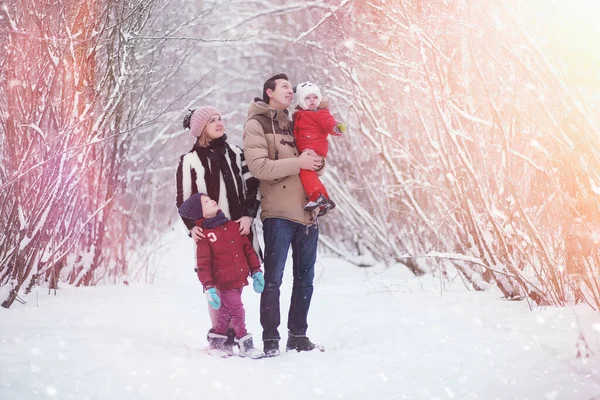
[{"xmin": 203, "ymin": 114, "xmax": 224, "ymax": 141}]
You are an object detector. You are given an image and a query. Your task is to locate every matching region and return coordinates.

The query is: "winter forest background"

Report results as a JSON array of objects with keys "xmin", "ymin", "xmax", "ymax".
[{"xmin": 2, "ymin": 0, "xmax": 600, "ymax": 312}]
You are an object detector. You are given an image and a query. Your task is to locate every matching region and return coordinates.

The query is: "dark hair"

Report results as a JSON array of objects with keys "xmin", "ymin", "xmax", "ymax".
[
  {"xmin": 183, "ymin": 109, "xmax": 195, "ymax": 129},
  {"xmin": 262, "ymin": 73, "xmax": 289, "ymax": 104}
]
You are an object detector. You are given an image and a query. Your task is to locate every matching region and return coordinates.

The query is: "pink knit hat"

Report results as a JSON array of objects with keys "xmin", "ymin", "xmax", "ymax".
[{"xmin": 189, "ymin": 106, "xmax": 220, "ymax": 137}]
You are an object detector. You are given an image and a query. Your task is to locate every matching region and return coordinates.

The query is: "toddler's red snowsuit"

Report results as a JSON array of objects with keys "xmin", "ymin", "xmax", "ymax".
[{"xmin": 292, "ymin": 107, "xmax": 342, "ymax": 202}]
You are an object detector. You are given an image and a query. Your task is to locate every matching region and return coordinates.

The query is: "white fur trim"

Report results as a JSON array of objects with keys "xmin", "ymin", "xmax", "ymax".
[
  {"xmin": 181, "ymin": 156, "xmax": 194, "ymax": 203},
  {"xmin": 207, "ymin": 331, "xmax": 228, "ymax": 339},
  {"xmin": 182, "ymin": 150, "xmax": 245, "ymax": 220},
  {"xmin": 186, "ymin": 153, "xmax": 208, "ymax": 192},
  {"xmin": 234, "ymin": 333, "xmax": 253, "ymax": 343}
]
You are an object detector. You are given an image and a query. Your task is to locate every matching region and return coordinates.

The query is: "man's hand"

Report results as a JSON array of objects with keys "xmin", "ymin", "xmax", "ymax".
[
  {"xmin": 235, "ymin": 216, "xmax": 252, "ymax": 235},
  {"xmin": 299, "ymin": 150, "xmax": 322, "ymax": 171},
  {"xmin": 191, "ymin": 225, "xmax": 205, "ymax": 241}
]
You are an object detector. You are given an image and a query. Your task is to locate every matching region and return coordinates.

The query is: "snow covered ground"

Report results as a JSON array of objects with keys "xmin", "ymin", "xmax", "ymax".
[{"xmin": 2, "ymin": 228, "xmax": 600, "ymax": 400}]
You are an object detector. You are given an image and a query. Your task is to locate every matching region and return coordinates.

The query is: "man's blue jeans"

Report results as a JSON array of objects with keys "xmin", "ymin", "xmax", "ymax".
[{"xmin": 260, "ymin": 218, "xmax": 319, "ymax": 342}]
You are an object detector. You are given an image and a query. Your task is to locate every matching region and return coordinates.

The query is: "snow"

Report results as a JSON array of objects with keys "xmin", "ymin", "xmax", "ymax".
[
  {"xmin": 18, "ymin": 235, "xmax": 32, "ymax": 251},
  {"xmin": 2, "ymin": 229, "xmax": 600, "ymax": 400},
  {"xmin": 344, "ymin": 39, "xmax": 355, "ymax": 51},
  {"xmin": 0, "ymin": 279, "xmax": 15, "ymax": 305}
]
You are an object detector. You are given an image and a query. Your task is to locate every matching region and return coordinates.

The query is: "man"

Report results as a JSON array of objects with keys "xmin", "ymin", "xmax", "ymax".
[{"xmin": 243, "ymin": 73, "xmax": 324, "ymax": 357}]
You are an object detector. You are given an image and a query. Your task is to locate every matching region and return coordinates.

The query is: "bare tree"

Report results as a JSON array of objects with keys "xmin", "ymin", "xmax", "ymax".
[
  {"xmin": 280, "ymin": 0, "xmax": 600, "ymax": 308},
  {"xmin": 0, "ymin": 0, "xmax": 298, "ymax": 307},
  {"xmin": 0, "ymin": 0, "xmax": 197, "ymax": 307},
  {"xmin": 4, "ymin": 0, "xmax": 598, "ymax": 311}
]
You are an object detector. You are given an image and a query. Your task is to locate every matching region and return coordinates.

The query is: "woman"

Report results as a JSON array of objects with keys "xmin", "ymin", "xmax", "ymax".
[{"xmin": 176, "ymin": 106, "xmax": 261, "ymax": 354}]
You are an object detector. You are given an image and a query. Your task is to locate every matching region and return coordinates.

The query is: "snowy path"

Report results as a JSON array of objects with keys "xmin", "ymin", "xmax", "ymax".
[{"xmin": 2, "ymin": 232, "xmax": 600, "ymax": 400}]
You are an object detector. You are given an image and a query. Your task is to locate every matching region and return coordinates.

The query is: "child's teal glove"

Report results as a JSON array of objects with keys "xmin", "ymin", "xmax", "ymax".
[
  {"xmin": 205, "ymin": 287, "xmax": 221, "ymax": 309},
  {"xmin": 335, "ymin": 123, "xmax": 346, "ymax": 134},
  {"xmin": 252, "ymin": 272, "xmax": 265, "ymax": 293}
]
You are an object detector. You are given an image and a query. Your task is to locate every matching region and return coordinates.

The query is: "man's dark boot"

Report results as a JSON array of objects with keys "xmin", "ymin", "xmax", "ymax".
[
  {"xmin": 263, "ymin": 339, "xmax": 280, "ymax": 357},
  {"xmin": 286, "ymin": 333, "xmax": 321, "ymax": 352}
]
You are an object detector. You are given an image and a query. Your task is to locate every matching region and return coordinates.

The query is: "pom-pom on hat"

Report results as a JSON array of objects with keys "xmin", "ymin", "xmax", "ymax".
[
  {"xmin": 295, "ymin": 82, "xmax": 322, "ymax": 110},
  {"xmin": 186, "ymin": 106, "xmax": 220, "ymax": 137},
  {"xmin": 178, "ymin": 193, "xmax": 207, "ymax": 221}
]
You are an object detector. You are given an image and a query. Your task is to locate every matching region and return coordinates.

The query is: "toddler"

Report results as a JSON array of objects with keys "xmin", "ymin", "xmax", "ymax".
[{"xmin": 293, "ymin": 81, "xmax": 346, "ymax": 216}]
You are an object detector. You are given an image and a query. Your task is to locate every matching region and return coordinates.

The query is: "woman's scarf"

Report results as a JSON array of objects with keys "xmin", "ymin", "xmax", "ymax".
[{"xmin": 195, "ymin": 134, "xmax": 244, "ymax": 220}]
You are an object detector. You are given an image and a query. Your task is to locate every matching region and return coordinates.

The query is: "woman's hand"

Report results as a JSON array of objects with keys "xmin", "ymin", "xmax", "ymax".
[
  {"xmin": 191, "ymin": 226, "xmax": 205, "ymax": 241},
  {"xmin": 235, "ymin": 216, "xmax": 252, "ymax": 235}
]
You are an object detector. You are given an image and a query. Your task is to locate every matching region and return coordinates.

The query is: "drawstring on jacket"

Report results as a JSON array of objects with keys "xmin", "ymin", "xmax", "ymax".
[
  {"xmin": 270, "ymin": 109, "xmax": 280, "ymax": 160},
  {"xmin": 270, "ymin": 109, "xmax": 276, "ymax": 139}
]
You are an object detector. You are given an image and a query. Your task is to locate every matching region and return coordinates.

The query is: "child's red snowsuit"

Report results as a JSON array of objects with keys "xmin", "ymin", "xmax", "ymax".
[{"xmin": 292, "ymin": 107, "xmax": 342, "ymax": 202}]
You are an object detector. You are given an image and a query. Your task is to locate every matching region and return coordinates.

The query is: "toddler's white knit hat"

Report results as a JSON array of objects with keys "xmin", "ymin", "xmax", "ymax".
[{"xmin": 295, "ymin": 82, "xmax": 322, "ymax": 110}]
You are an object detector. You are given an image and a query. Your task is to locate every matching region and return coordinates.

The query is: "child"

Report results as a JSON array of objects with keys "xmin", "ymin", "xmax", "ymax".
[
  {"xmin": 178, "ymin": 192, "xmax": 265, "ymax": 359},
  {"xmin": 292, "ymin": 81, "xmax": 346, "ymax": 216}
]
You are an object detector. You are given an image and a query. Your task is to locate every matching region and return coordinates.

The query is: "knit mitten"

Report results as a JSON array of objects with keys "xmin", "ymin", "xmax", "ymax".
[
  {"xmin": 334, "ymin": 123, "xmax": 346, "ymax": 134},
  {"xmin": 205, "ymin": 287, "xmax": 221, "ymax": 309},
  {"xmin": 252, "ymin": 272, "xmax": 265, "ymax": 293}
]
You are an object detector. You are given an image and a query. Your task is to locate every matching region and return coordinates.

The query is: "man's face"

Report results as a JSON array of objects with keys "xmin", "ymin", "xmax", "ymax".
[{"xmin": 267, "ymin": 79, "xmax": 293, "ymax": 110}]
